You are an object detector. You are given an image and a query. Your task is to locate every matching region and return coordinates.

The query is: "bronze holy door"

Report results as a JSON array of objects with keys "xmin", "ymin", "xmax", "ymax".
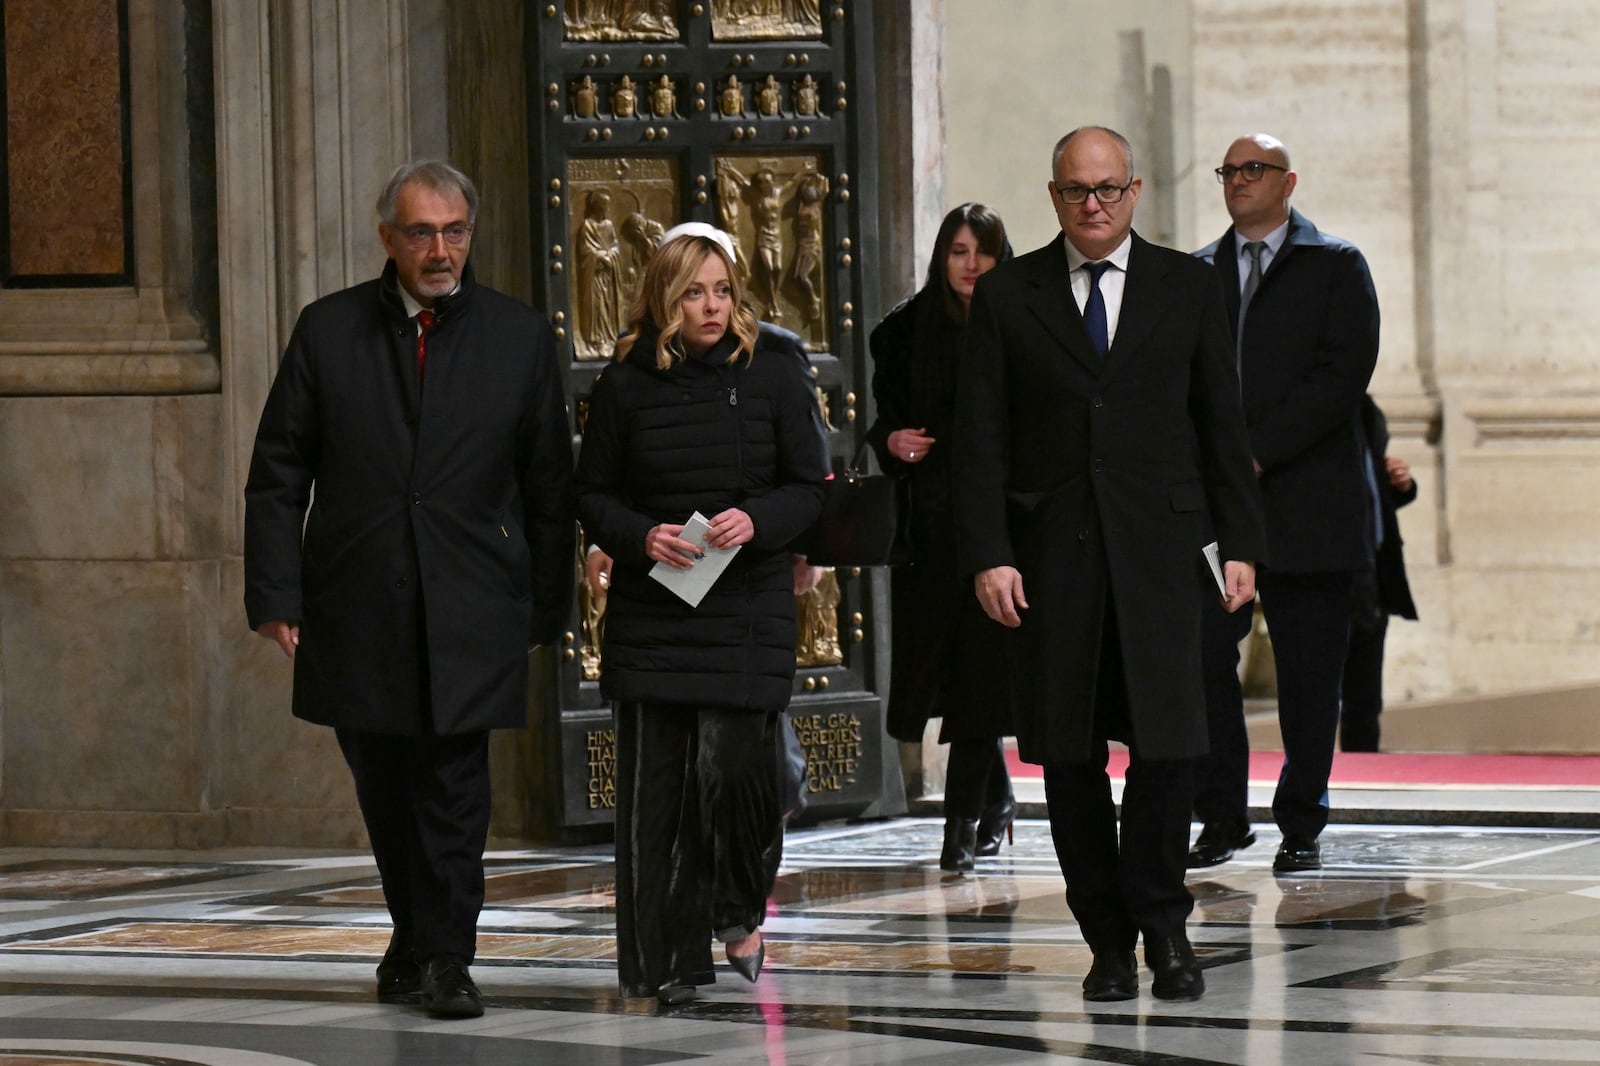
[{"xmin": 526, "ymin": 0, "xmax": 888, "ymax": 831}]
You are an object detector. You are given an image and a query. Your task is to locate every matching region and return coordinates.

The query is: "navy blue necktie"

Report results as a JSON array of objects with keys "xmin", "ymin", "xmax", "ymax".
[{"xmin": 1083, "ymin": 261, "xmax": 1112, "ymax": 357}]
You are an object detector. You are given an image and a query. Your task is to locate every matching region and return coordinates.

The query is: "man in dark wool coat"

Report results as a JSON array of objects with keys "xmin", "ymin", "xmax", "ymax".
[
  {"xmin": 954, "ymin": 127, "xmax": 1266, "ymax": 1004},
  {"xmin": 244, "ymin": 160, "xmax": 575, "ymax": 1019}
]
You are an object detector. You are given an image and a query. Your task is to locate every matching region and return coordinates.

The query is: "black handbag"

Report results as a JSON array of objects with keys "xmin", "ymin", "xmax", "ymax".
[{"xmin": 805, "ymin": 444, "xmax": 912, "ymax": 567}]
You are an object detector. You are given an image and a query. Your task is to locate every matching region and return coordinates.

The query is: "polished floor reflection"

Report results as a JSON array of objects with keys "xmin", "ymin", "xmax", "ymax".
[{"xmin": 3, "ymin": 818, "xmax": 1600, "ymax": 1063}]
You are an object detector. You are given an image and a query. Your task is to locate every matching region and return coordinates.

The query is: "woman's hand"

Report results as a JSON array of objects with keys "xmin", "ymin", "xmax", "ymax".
[
  {"xmin": 645, "ymin": 523, "xmax": 701, "ymax": 569},
  {"xmin": 706, "ymin": 508, "xmax": 754, "ymax": 550},
  {"xmin": 888, "ymin": 426, "xmax": 936, "ymax": 463}
]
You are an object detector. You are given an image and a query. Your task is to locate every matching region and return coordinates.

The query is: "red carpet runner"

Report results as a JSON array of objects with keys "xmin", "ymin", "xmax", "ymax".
[{"xmin": 1003, "ymin": 748, "xmax": 1600, "ymax": 789}]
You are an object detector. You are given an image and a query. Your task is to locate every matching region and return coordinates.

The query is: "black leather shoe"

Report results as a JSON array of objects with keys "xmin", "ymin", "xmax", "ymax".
[
  {"xmin": 1082, "ymin": 949, "xmax": 1138, "ymax": 1002},
  {"xmin": 375, "ymin": 933, "xmax": 420, "ymax": 1002},
  {"xmin": 1274, "ymin": 833, "xmax": 1322, "ymax": 872},
  {"xmin": 1145, "ymin": 933, "xmax": 1205, "ymax": 1001},
  {"xmin": 974, "ymin": 793, "xmax": 1018, "ymax": 857},
  {"xmin": 421, "ymin": 955, "xmax": 484, "ymax": 1019},
  {"xmin": 657, "ymin": 984, "xmax": 695, "ymax": 1006},
  {"xmin": 940, "ymin": 817, "xmax": 979, "ymax": 872},
  {"xmin": 1187, "ymin": 819, "xmax": 1256, "ymax": 868}
]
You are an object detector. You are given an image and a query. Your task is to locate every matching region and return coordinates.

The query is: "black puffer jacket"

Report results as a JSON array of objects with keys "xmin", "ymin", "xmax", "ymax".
[{"xmin": 576, "ymin": 323, "xmax": 828, "ymax": 712}]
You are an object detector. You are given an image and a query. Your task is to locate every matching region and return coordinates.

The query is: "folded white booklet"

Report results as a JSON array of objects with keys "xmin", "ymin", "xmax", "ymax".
[
  {"xmin": 648, "ymin": 511, "xmax": 741, "ymax": 608},
  {"xmin": 1202, "ymin": 541, "xmax": 1227, "ymax": 597}
]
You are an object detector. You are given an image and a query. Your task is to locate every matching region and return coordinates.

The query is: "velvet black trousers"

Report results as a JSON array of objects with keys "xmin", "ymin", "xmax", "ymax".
[{"xmin": 613, "ymin": 701, "xmax": 781, "ymax": 998}]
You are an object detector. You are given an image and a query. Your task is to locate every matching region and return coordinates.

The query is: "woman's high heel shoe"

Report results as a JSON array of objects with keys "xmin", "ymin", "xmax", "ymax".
[
  {"xmin": 975, "ymin": 793, "xmax": 1017, "ymax": 857},
  {"xmin": 727, "ymin": 931, "xmax": 764, "ymax": 983},
  {"xmin": 940, "ymin": 817, "xmax": 979, "ymax": 872}
]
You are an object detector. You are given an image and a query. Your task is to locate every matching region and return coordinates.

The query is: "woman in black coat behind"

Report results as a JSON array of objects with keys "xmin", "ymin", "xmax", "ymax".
[
  {"xmin": 576, "ymin": 224, "xmax": 828, "ymax": 1004},
  {"xmin": 866, "ymin": 203, "xmax": 1015, "ymax": 872}
]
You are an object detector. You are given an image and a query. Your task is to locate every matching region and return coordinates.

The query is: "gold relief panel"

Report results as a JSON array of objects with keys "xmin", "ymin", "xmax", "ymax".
[
  {"xmin": 563, "ymin": 0, "xmax": 678, "ymax": 41},
  {"xmin": 564, "ymin": 156, "xmax": 680, "ymax": 361},
  {"xmin": 5, "ymin": 0, "xmax": 127, "ymax": 278},
  {"xmin": 714, "ymin": 154, "xmax": 830, "ymax": 349},
  {"xmin": 711, "ymin": 0, "xmax": 823, "ymax": 41}
]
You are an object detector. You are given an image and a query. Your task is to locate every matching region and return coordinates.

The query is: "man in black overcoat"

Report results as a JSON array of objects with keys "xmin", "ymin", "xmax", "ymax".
[
  {"xmin": 1188, "ymin": 134, "xmax": 1380, "ymax": 874},
  {"xmin": 954, "ymin": 127, "xmax": 1266, "ymax": 1003},
  {"xmin": 244, "ymin": 160, "xmax": 575, "ymax": 1019}
]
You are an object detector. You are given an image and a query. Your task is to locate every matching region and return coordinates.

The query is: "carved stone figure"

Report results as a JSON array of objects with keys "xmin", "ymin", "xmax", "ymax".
[
  {"xmin": 565, "ymin": 0, "xmax": 678, "ymax": 41},
  {"xmin": 620, "ymin": 206, "xmax": 664, "ymax": 290},
  {"xmin": 650, "ymin": 75, "xmax": 676, "ymax": 118},
  {"xmin": 579, "ymin": 542, "xmax": 607, "ymax": 681},
  {"xmin": 611, "ymin": 75, "xmax": 637, "ymax": 118},
  {"xmin": 711, "ymin": 0, "xmax": 823, "ymax": 39},
  {"xmin": 751, "ymin": 168, "xmax": 788, "ymax": 320},
  {"xmin": 576, "ymin": 189, "xmax": 625, "ymax": 359}
]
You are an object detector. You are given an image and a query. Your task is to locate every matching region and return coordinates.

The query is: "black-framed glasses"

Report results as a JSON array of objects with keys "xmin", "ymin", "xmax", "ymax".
[
  {"xmin": 398, "ymin": 223, "xmax": 474, "ymax": 249},
  {"xmin": 1054, "ymin": 181, "xmax": 1132, "ymax": 205},
  {"xmin": 1214, "ymin": 161, "xmax": 1287, "ymax": 183}
]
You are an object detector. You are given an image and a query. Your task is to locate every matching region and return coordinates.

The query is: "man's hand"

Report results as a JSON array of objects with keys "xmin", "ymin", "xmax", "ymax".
[
  {"xmin": 256, "ymin": 620, "xmax": 299, "ymax": 659},
  {"xmin": 975, "ymin": 566, "xmax": 1028, "ymax": 627},
  {"xmin": 888, "ymin": 426, "xmax": 936, "ymax": 464},
  {"xmin": 1384, "ymin": 455, "xmax": 1413, "ymax": 493},
  {"xmin": 1221, "ymin": 561, "xmax": 1256, "ymax": 614},
  {"xmin": 584, "ymin": 548, "xmax": 614, "ymax": 596}
]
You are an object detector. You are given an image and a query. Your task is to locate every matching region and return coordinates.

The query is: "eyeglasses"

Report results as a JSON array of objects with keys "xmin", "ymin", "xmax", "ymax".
[
  {"xmin": 397, "ymin": 223, "xmax": 474, "ymax": 249},
  {"xmin": 1054, "ymin": 182, "xmax": 1132, "ymax": 205},
  {"xmin": 1214, "ymin": 161, "xmax": 1287, "ymax": 183}
]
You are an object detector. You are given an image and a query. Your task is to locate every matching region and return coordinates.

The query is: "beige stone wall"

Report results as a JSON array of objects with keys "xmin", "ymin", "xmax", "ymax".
[{"xmin": 941, "ymin": 1, "xmax": 1600, "ymax": 715}]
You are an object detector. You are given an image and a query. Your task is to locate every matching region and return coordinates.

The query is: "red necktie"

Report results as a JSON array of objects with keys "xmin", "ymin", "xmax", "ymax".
[{"xmin": 416, "ymin": 309, "xmax": 435, "ymax": 384}]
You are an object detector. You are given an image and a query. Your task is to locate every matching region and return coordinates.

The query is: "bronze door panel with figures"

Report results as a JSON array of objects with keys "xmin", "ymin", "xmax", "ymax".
[{"xmin": 527, "ymin": 1, "xmax": 887, "ymax": 831}]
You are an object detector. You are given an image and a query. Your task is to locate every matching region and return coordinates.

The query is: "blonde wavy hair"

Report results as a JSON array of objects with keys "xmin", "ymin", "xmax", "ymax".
[{"xmin": 615, "ymin": 235, "xmax": 759, "ymax": 368}]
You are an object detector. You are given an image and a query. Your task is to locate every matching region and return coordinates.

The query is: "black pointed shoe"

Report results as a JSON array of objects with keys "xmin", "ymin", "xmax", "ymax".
[
  {"xmin": 727, "ymin": 932, "xmax": 765, "ymax": 983},
  {"xmin": 375, "ymin": 932, "xmax": 420, "ymax": 1002},
  {"xmin": 974, "ymin": 793, "xmax": 1018, "ymax": 857},
  {"xmin": 1187, "ymin": 819, "xmax": 1257, "ymax": 868},
  {"xmin": 1145, "ymin": 933, "xmax": 1205, "ymax": 1001},
  {"xmin": 421, "ymin": 955, "xmax": 485, "ymax": 1019},
  {"xmin": 940, "ymin": 817, "xmax": 979, "ymax": 872},
  {"xmin": 1273, "ymin": 833, "xmax": 1323, "ymax": 873},
  {"xmin": 1082, "ymin": 949, "xmax": 1138, "ymax": 1002}
]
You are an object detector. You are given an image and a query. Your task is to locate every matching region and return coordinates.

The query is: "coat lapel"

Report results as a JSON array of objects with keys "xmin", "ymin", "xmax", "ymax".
[
  {"xmin": 1097, "ymin": 233, "xmax": 1166, "ymax": 385},
  {"xmin": 1021, "ymin": 235, "xmax": 1101, "ymax": 375}
]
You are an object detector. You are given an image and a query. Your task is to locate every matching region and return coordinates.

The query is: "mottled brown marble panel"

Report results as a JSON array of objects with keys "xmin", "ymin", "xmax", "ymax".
[{"xmin": 5, "ymin": 0, "xmax": 127, "ymax": 277}]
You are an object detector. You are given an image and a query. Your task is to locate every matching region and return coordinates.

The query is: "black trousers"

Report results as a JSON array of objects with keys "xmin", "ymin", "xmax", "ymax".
[
  {"xmin": 613, "ymin": 701, "xmax": 781, "ymax": 998},
  {"xmin": 1042, "ymin": 600, "xmax": 1196, "ymax": 955},
  {"xmin": 944, "ymin": 737, "xmax": 1011, "ymax": 820},
  {"xmin": 1339, "ymin": 571, "xmax": 1388, "ymax": 752},
  {"xmin": 336, "ymin": 728, "xmax": 491, "ymax": 963},
  {"xmin": 1195, "ymin": 570, "xmax": 1354, "ymax": 838}
]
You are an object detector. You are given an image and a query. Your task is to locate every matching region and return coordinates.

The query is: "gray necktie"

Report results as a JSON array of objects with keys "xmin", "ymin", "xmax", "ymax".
[{"xmin": 1237, "ymin": 241, "xmax": 1265, "ymax": 358}]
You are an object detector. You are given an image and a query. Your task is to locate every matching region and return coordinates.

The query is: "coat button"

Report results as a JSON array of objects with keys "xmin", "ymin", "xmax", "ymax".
[
  {"xmin": 1092, "ymin": 396, "xmax": 1104, "ymax": 408},
  {"xmin": 1092, "ymin": 458, "xmax": 1104, "ymax": 473},
  {"xmin": 411, "ymin": 492, "xmax": 422, "ymax": 505},
  {"xmin": 394, "ymin": 577, "xmax": 408, "ymax": 589},
  {"xmin": 1078, "ymin": 528, "xmax": 1089, "ymax": 542}
]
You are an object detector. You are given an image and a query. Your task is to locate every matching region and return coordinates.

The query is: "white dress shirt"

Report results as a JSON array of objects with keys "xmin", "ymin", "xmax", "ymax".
[
  {"xmin": 1236, "ymin": 218, "xmax": 1289, "ymax": 294},
  {"xmin": 1064, "ymin": 234, "xmax": 1133, "ymax": 349}
]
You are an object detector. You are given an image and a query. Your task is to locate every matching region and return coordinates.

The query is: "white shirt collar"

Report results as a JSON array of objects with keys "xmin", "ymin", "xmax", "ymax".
[
  {"xmin": 1065, "ymin": 232, "xmax": 1133, "ymax": 274},
  {"xmin": 1238, "ymin": 218, "xmax": 1290, "ymax": 262}
]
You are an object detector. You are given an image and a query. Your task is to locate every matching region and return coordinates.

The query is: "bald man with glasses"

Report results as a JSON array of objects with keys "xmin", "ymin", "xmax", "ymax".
[{"xmin": 1189, "ymin": 134, "xmax": 1381, "ymax": 876}]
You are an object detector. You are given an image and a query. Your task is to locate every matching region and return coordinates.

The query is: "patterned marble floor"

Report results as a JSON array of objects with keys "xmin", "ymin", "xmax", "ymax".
[{"xmin": 3, "ymin": 818, "xmax": 1600, "ymax": 1064}]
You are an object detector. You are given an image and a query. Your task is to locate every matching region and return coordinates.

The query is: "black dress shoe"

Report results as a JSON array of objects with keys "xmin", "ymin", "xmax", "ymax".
[
  {"xmin": 375, "ymin": 933, "xmax": 420, "ymax": 1002},
  {"xmin": 974, "ymin": 793, "xmax": 1018, "ymax": 857},
  {"xmin": 1187, "ymin": 819, "xmax": 1257, "ymax": 868},
  {"xmin": 1145, "ymin": 933, "xmax": 1205, "ymax": 1001},
  {"xmin": 1273, "ymin": 833, "xmax": 1322, "ymax": 873},
  {"xmin": 940, "ymin": 817, "xmax": 979, "ymax": 872},
  {"xmin": 657, "ymin": 984, "xmax": 695, "ymax": 1006},
  {"xmin": 1081, "ymin": 949, "xmax": 1138, "ymax": 1002},
  {"xmin": 421, "ymin": 955, "xmax": 484, "ymax": 1019}
]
